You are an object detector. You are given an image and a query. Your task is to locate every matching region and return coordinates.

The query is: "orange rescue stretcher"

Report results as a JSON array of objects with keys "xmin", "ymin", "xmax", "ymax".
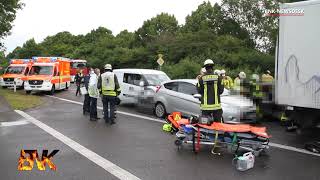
[{"xmin": 166, "ymin": 112, "xmax": 270, "ymax": 156}]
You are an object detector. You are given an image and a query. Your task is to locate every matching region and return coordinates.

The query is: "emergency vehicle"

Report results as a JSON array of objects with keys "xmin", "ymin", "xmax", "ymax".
[
  {"xmin": 24, "ymin": 57, "xmax": 71, "ymax": 95},
  {"xmin": 70, "ymin": 59, "xmax": 88, "ymax": 82},
  {"xmin": 0, "ymin": 59, "xmax": 33, "ymax": 89}
]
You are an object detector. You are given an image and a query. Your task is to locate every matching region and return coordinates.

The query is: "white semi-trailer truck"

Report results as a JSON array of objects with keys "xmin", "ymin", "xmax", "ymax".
[{"xmin": 275, "ymin": 0, "xmax": 320, "ymax": 129}]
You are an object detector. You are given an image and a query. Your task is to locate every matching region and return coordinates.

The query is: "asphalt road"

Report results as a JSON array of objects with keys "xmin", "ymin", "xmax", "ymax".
[{"xmin": 1, "ymin": 85, "xmax": 320, "ymax": 180}]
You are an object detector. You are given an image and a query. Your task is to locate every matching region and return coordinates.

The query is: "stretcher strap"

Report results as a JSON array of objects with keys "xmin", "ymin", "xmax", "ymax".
[
  {"xmin": 211, "ymin": 130, "xmax": 220, "ymax": 155},
  {"xmin": 196, "ymin": 127, "xmax": 200, "ymax": 152}
]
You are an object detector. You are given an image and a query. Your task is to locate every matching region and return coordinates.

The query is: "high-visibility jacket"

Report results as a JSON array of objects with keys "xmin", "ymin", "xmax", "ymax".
[
  {"xmin": 233, "ymin": 77, "xmax": 241, "ymax": 91},
  {"xmin": 99, "ymin": 72, "xmax": 121, "ymax": 96},
  {"xmin": 261, "ymin": 74, "xmax": 274, "ymax": 83},
  {"xmin": 249, "ymin": 80, "xmax": 263, "ymax": 98},
  {"xmin": 88, "ymin": 73, "xmax": 99, "ymax": 98},
  {"xmin": 222, "ymin": 76, "xmax": 233, "ymax": 89},
  {"xmin": 197, "ymin": 73, "xmax": 224, "ymax": 111}
]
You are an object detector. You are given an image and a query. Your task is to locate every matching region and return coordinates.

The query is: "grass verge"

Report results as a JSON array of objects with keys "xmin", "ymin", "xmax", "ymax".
[{"xmin": 0, "ymin": 88, "xmax": 43, "ymax": 110}]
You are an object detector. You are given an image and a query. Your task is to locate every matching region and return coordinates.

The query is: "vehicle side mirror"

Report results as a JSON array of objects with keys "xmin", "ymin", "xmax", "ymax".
[
  {"xmin": 139, "ymin": 81, "xmax": 145, "ymax": 87},
  {"xmin": 193, "ymin": 94, "xmax": 201, "ymax": 99}
]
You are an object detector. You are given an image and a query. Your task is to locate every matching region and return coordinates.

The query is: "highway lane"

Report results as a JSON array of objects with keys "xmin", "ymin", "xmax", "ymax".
[{"xmin": 0, "ymin": 86, "xmax": 319, "ymax": 179}]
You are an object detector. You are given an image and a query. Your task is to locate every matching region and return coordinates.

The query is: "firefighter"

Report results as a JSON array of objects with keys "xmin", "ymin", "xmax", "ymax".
[
  {"xmin": 214, "ymin": 69, "xmax": 221, "ymax": 76},
  {"xmin": 196, "ymin": 68, "xmax": 206, "ymax": 80},
  {"xmin": 233, "ymin": 71, "xmax": 246, "ymax": 92},
  {"xmin": 261, "ymin": 70, "xmax": 274, "ymax": 101},
  {"xmin": 75, "ymin": 69, "xmax": 83, "ymax": 96},
  {"xmin": 83, "ymin": 68, "xmax": 92, "ymax": 115},
  {"xmin": 221, "ymin": 69, "xmax": 233, "ymax": 90},
  {"xmin": 261, "ymin": 70, "xmax": 274, "ymax": 83},
  {"xmin": 250, "ymin": 74, "xmax": 263, "ymax": 119},
  {"xmin": 197, "ymin": 59, "xmax": 224, "ymax": 123},
  {"xmin": 98, "ymin": 64, "xmax": 121, "ymax": 125}
]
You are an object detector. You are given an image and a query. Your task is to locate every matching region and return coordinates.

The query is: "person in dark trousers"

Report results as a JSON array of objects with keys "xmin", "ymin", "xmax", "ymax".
[
  {"xmin": 197, "ymin": 59, "xmax": 224, "ymax": 123},
  {"xmin": 83, "ymin": 68, "xmax": 91, "ymax": 115},
  {"xmin": 98, "ymin": 64, "xmax": 121, "ymax": 125},
  {"xmin": 88, "ymin": 68, "xmax": 100, "ymax": 121},
  {"xmin": 75, "ymin": 70, "xmax": 83, "ymax": 96}
]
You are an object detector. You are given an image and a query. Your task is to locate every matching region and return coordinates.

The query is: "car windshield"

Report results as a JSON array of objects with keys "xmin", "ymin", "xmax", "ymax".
[
  {"xmin": 29, "ymin": 66, "xmax": 53, "ymax": 75},
  {"xmin": 71, "ymin": 62, "xmax": 86, "ymax": 68},
  {"xmin": 144, "ymin": 74, "xmax": 170, "ymax": 86},
  {"xmin": 5, "ymin": 66, "xmax": 25, "ymax": 74}
]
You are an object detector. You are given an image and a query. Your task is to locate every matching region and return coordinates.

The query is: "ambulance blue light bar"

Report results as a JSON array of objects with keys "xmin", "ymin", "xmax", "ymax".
[{"xmin": 32, "ymin": 57, "xmax": 69, "ymax": 62}]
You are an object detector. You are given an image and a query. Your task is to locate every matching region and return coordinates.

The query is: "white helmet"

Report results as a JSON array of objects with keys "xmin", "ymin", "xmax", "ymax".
[
  {"xmin": 214, "ymin": 69, "xmax": 221, "ymax": 76},
  {"xmin": 239, "ymin": 71, "xmax": 246, "ymax": 79},
  {"xmin": 104, "ymin": 64, "xmax": 112, "ymax": 70},
  {"xmin": 201, "ymin": 68, "xmax": 206, "ymax": 74},
  {"xmin": 220, "ymin": 69, "xmax": 226, "ymax": 75},
  {"xmin": 251, "ymin": 74, "xmax": 259, "ymax": 81},
  {"xmin": 203, "ymin": 59, "xmax": 214, "ymax": 67}
]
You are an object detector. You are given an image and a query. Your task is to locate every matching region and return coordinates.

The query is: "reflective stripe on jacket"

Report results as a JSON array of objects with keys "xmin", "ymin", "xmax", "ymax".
[
  {"xmin": 222, "ymin": 76, "xmax": 233, "ymax": 89},
  {"xmin": 197, "ymin": 73, "xmax": 224, "ymax": 110}
]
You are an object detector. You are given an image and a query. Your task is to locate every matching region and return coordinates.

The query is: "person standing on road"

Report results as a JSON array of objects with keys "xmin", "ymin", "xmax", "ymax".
[
  {"xmin": 88, "ymin": 68, "xmax": 100, "ymax": 121},
  {"xmin": 197, "ymin": 59, "xmax": 224, "ymax": 123},
  {"xmin": 221, "ymin": 69, "xmax": 233, "ymax": 90},
  {"xmin": 83, "ymin": 68, "xmax": 92, "ymax": 115},
  {"xmin": 196, "ymin": 68, "xmax": 206, "ymax": 80},
  {"xmin": 75, "ymin": 70, "xmax": 83, "ymax": 96},
  {"xmin": 261, "ymin": 70, "xmax": 274, "ymax": 83},
  {"xmin": 98, "ymin": 64, "xmax": 121, "ymax": 125}
]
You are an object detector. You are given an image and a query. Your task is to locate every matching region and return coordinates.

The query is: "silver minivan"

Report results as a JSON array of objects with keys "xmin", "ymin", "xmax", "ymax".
[{"xmin": 113, "ymin": 69, "xmax": 170, "ymax": 105}]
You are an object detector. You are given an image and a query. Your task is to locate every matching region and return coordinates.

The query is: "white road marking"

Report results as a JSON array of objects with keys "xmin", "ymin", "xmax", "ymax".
[
  {"xmin": 269, "ymin": 142, "xmax": 320, "ymax": 157},
  {"xmin": 47, "ymin": 95, "xmax": 320, "ymax": 158},
  {"xmin": 15, "ymin": 110, "xmax": 141, "ymax": 180},
  {"xmin": 0, "ymin": 120, "xmax": 29, "ymax": 127},
  {"xmin": 47, "ymin": 95, "xmax": 166, "ymax": 124}
]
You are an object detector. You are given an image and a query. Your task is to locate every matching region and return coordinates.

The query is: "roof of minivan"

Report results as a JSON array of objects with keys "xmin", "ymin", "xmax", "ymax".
[{"xmin": 113, "ymin": 68, "xmax": 166, "ymax": 75}]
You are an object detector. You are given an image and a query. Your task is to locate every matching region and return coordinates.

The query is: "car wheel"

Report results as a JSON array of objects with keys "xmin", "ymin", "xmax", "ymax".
[
  {"xmin": 2, "ymin": 86, "xmax": 7, "ymax": 89},
  {"xmin": 49, "ymin": 85, "xmax": 55, "ymax": 95},
  {"xmin": 155, "ymin": 102, "xmax": 166, "ymax": 118},
  {"xmin": 26, "ymin": 90, "xmax": 31, "ymax": 94}
]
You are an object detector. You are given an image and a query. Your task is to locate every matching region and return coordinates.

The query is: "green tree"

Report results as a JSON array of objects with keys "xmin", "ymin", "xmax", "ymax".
[
  {"xmin": 222, "ymin": 0, "xmax": 279, "ymax": 52},
  {"xmin": 0, "ymin": 51, "xmax": 9, "ymax": 74},
  {"xmin": 0, "ymin": 0, "xmax": 23, "ymax": 48},
  {"xmin": 136, "ymin": 13, "xmax": 179, "ymax": 45},
  {"xmin": 7, "ymin": 38, "xmax": 42, "ymax": 59}
]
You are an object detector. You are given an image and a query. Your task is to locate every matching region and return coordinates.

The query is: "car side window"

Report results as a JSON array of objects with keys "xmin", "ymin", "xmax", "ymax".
[
  {"xmin": 123, "ymin": 73, "xmax": 142, "ymax": 86},
  {"xmin": 164, "ymin": 82, "xmax": 178, "ymax": 92},
  {"xmin": 178, "ymin": 82, "xmax": 197, "ymax": 95}
]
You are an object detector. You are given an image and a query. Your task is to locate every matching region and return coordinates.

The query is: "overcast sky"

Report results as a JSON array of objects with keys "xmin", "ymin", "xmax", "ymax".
[{"xmin": 3, "ymin": 0, "xmax": 220, "ymax": 53}]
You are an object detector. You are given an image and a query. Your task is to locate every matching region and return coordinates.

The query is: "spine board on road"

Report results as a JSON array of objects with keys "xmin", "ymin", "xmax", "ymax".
[{"xmin": 166, "ymin": 113, "xmax": 270, "ymax": 156}]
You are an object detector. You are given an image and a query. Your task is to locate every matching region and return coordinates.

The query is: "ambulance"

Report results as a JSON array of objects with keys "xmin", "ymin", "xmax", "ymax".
[
  {"xmin": 0, "ymin": 59, "xmax": 33, "ymax": 89},
  {"xmin": 24, "ymin": 57, "xmax": 71, "ymax": 95}
]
